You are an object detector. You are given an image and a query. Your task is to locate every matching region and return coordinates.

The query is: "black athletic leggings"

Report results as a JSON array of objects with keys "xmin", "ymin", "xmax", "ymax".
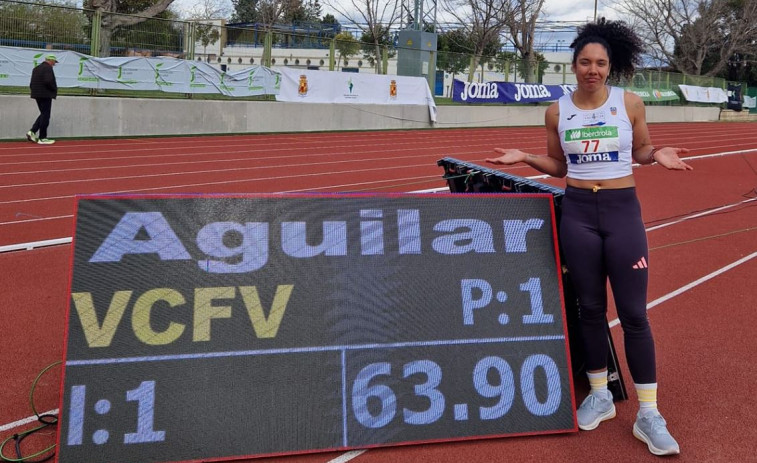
[
  {"xmin": 560, "ymin": 186, "xmax": 656, "ymax": 384},
  {"xmin": 32, "ymin": 98, "xmax": 53, "ymax": 139}
]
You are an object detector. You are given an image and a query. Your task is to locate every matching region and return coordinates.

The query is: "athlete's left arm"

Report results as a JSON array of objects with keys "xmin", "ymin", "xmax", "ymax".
[
  {"xmin": 627, "ymin": 91, "xmax": 655, "ymax": 164},
  {"xmin": 625, "ymin": 91, "xmax": 693, "ymax": 170}
]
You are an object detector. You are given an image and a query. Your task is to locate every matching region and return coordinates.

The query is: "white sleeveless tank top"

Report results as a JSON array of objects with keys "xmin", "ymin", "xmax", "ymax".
[{"xmin": 557, "ymin": 86, "xmax": 634, "ymax": 180}]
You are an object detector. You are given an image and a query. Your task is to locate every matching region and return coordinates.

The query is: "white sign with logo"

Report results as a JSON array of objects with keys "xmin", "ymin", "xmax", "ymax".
[
  {"xmin": 276, "ymin": 67, "xmax": 437, "ymax": 122},
  {"xmin": 678, "ymin": 84, "xmax": 728, "ymax": 103}
]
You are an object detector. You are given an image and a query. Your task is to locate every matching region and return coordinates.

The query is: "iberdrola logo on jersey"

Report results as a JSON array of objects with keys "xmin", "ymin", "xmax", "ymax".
[{"xmin": 565, "ymin": 126, "xmax": 618, "ymax": 142}]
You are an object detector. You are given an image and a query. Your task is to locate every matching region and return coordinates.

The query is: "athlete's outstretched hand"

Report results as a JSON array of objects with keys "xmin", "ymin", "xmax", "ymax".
[
  {"xmin": 486, "ymin": 148, "xmax": 528, "ymax": 166},
  {"xmin": 655, "ymin": 147, "xmax": 693, "ymax": 170}
]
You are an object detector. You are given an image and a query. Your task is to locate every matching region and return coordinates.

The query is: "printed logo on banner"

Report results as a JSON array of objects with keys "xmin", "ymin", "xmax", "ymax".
[
  {"xmin": 459, "ymin": 82, "xmax": 499, "ymax": 101},
  {"xmin": 190, "ymin": 66, "xmax": 206, "ymax": 88},
  {"xmin": 344, "ymin": 77, "xmax": 357, "ymax": 99},
  {"xmin": 77, "ymin": 57, "xmax": 97, "ymax": 82},
  {"xmin": 453, "ymin": 80, "xmax": 575, "ymax": 104},
  {"xmin": 155, "ymin": 63, "xmax": 171, "ymax": 87},
  {"xmin": 389, "ymin": 80, "xmax": 397, "ymax": 99},
  {"xmin": 513, "ymin": 84, "xmax": 551, "ymax": 102},
  {"xmin": 247, "ymin": 69, "xmax": 262, "ymax": 91},
  {"xmin": 32, "ymin": 53, "xmax": 44, "ymax": 68},
  {"xmin": 219, "ymin": 71, "xmax": 232, "ymax": 92},
  {"xmin": 116, "ymin": 65, "xmax": 138, "ymax": 84},
  {"xmin": 298, "ymin": 74, "xmax": 308, "ymax": 96},
  {"xmin": 0, "ymin": 56, "xmax": 8, "ymax": 79}
]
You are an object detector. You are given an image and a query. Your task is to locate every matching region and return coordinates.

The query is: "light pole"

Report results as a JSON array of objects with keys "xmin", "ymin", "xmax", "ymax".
[{"xmin": 594, "ymin": 0, "xmax": 598, "ymax": 21}]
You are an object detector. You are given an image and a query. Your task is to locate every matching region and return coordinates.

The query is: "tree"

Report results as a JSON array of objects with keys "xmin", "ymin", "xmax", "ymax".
[
  {"xmin": 334, "ymin": 31, "xmax": 359, "ymax": 68},
  {"xmin": 195, "ymin": 22, "xmax": 221, "ymax": 55},
  {"xmin": 186, "ymin": 0, "xmax": 227, "ymax": 57},
  {"xmin": 304, "ymin": 0, "xmax": 322, "ymax": 22},
  {"xmin": 502, "ymin": 0, "xmax": 545, "ymax": 83},
  {"xmin": 184, "ymin": 0, "xmax": 231, "ymax": 19},
  {"xmin": 359, "ymin": 25, "xmax": 397, "ymax": 72},
  {"xmin": 230, "ymin": 0, "xmax": 259, "ymax": 22},
  {"xmin": 321, "ymin": 13, "xmax": 338, "ymax": 25},
  {"xmin": 321, "ymin": 0, "xmax": 402, "ymax": 74},
  {"xmin": 438, "ymin": 0, "xmax": 511, "ymax": 82},
  {"xmin": 84, "ymin": 0, "xmax": 177, "ymax": 56},
  {"xmin": 0, "ymin": 0, "xmax": 88, "ymax": 47},
  {"xmin": 616, "ymin": 0, "xmax": 757, "ymax": 76},
  {"xmin": 437, "ymin": 29, "xmax": 476, "ymax": 79}
]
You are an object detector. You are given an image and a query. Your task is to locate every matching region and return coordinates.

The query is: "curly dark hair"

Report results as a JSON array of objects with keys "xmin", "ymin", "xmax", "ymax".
[{"xmin": 570, "ymin": 17, "xmax": 644, "ymax": 81}]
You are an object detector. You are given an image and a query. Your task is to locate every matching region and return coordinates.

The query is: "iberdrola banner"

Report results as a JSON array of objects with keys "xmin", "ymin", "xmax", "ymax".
[
  {"xmin": 276, "ymin": 67, "xmax": 437, "ymax": 122},
  {"xmin": 625, "ymin": 88, "xmax": 679, "ymax": 102},
  {"xmin": 452, "ymin": 79, "xmax": 681, "ymax": 104},
  {"xmin": 0, "ymin": 46, "xmax": 280, "ymax": 96}
]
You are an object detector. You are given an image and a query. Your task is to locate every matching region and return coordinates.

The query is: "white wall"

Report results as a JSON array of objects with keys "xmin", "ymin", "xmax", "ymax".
[{"xmin": 1, "ymin": 94, "xmax": 721, "ymax": 140}]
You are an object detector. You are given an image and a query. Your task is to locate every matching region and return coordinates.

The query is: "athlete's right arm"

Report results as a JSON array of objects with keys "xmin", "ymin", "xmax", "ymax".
[{"xmin": 485, "ymin": 103, "xmax": 567, "ymax": 178}]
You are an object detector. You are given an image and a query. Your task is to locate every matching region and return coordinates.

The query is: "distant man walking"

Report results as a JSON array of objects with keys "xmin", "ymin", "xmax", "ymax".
[{"xmin": 27, "ymin": 54, "xmax": 58, "ymax": 145}]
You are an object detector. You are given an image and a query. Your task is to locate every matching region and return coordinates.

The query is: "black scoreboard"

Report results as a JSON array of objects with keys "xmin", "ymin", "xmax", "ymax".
[{"xmin": 58, "ymin": 193, "xmax": 576, "ymax": 463}]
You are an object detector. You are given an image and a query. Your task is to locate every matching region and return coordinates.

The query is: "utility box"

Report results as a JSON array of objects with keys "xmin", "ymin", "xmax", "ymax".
[{"xmin": 397, "ymin": 30, "xmax": 437, "ymax": 95}]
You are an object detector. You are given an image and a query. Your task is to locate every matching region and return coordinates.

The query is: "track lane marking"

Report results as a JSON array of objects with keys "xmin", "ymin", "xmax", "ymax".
[{"xmin": 608, "ymin": 251, "xmax": 757, "ymax": 328}]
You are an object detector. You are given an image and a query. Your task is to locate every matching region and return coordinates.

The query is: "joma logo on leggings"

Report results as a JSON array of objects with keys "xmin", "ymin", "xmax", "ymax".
[{"xmin": 568, "ymin": 152, "xmax": 619, "ymax": 164}]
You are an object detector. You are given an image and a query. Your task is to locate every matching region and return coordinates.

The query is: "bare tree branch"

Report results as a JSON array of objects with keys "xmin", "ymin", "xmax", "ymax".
[
  {"xmin": 614, "ymin": 0, "xmax": 757, "ymax": 76},
  {"xmin": 321, "ymin": 0, "xmax": 402, "ymax": 73}
]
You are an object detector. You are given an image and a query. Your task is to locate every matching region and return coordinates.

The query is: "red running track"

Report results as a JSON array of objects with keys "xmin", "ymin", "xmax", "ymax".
[{"xmin": 1, "ymin": 122, "xmax": 756, "ymax": 463}]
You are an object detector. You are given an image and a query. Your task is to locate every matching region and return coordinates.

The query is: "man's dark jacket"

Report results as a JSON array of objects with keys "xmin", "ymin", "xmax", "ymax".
[{"xmin": 30, "ymin": 62, "xmax": 57, "ymax": 99}]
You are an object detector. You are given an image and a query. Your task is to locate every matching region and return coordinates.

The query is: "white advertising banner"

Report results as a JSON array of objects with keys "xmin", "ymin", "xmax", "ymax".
[
  {"xmin": 678, "ymin": 84, "xmax": 728, "ymax": 103},
  {"xmin": 276, "ymin": 67, "xmax": 437, "ymax": 122},
  {"xmin": 0, "ymin": 46, "xmax": 280, "ymax": 96}
]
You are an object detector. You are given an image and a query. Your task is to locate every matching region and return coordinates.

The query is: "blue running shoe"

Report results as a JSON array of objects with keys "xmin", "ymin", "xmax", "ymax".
[
  {"xmin": 577, "ymin": 390, "xmax": 616, "ymax": 430},
  {"xmin": 633, "ymin": 410, "xmax": 680, "ymax": 455}
]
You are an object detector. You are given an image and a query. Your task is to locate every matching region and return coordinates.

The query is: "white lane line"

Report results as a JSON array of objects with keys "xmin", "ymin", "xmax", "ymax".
[
  {"xmin": 646, "ymin": 197, "xmax": 757, "ymax": 232},
  {"xmin": 0, "ymin": 237, "xmax": 72, "ymax": 253},
  {"xmin": 608, "ymin": 250, "xmax": 757, "ymax": 328},
  {"xmin": 327, "ymin": 450, "xmax": 367, "ymax": 463},
  {"xmin": 0, "ymin": 409, "xmax": 58, "ymax": 432}
]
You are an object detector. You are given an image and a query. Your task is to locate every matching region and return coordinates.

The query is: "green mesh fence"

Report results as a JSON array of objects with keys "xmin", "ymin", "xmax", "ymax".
[
  {"xmin": 98, "ymin": 12, "xmax": 188, "ymax": 57},
  {"xmin": 0, "ymin": 0, "xmax": 89, "ymax": 52}
]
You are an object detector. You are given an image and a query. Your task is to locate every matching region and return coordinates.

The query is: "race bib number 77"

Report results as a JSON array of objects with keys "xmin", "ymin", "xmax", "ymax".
[{"xmin": 564, "ymin": 126, "xmax": 620, "ymax": 165}]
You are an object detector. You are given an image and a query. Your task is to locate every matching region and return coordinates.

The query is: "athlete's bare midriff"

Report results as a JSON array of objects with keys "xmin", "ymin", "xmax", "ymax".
[{"xmin": 566, "ymin": 173, "xmax": 636, "ymax": 191}]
